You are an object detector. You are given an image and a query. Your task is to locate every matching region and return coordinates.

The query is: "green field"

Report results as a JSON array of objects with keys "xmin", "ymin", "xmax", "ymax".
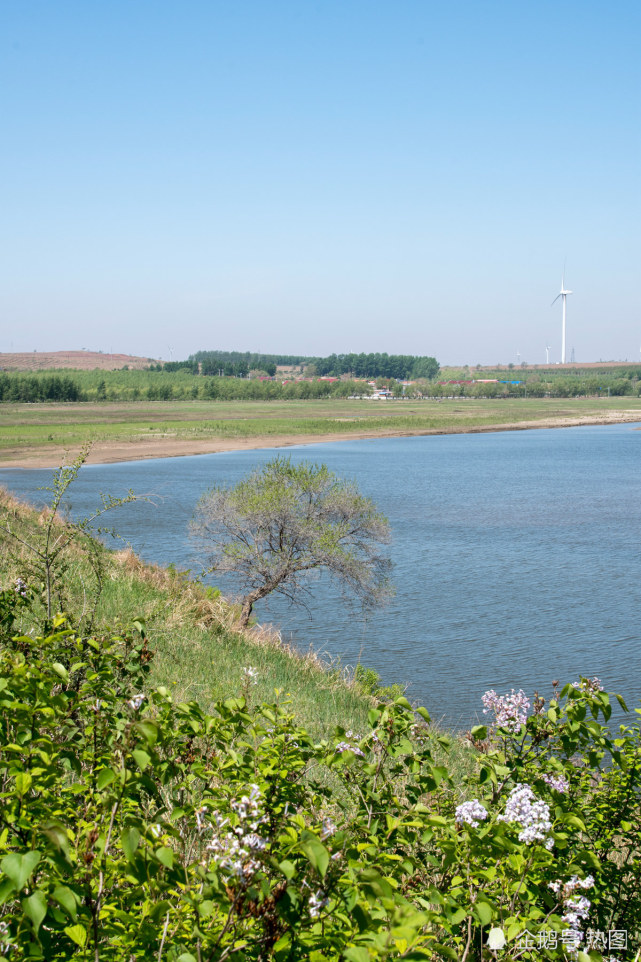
[{"xmin": 2, "ymin": 396, "xmax": 641, "ymax": 461}]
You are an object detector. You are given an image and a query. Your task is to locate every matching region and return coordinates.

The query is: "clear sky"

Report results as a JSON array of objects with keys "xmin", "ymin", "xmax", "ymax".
[{"xmin": 1, "ymin": 1, "xmax": 639, "ymax": 366}]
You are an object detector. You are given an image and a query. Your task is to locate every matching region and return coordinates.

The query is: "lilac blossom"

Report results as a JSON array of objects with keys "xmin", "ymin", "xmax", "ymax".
[
  {"xmin": 308, "ymin": 890, "xmax": 329, "ymax": 918},
  {"xmin": 127, "ymin": 693, "xmax": 145, "ymax": 710},
  {"xmin": 205, "ymin": 786, "xmax": 269, "ymax": 886},
  {"xmin": 455, "ymin": 800, "xmax": 489, "ymax": 828},
  {"xmin": 498, "ymin": 784, "xmax": 553, "ymax": 847},
  {"xmin": 549, "ymin": 876, "xmax": 595, "ymax": 954},
  {"xmin": 321, "ymin": 817, "xmax": 337, "ymax": 840},
  {"xmin": 482, "ymin": 689, "xmax": 530, "ymax": 732},
  {"xmin": 13, "ymin": 578, "xmax": 28, "ymax": 597},
  {"xmin": 335, "ymin": 739, "xmax": 365, "ymax": 758},
  {"xmin": 541, "ymin": 771, "xmax": 570, "ymax": 793},
  {"xmin": 571, "ymin": 677, "xmax": 603, "ymax": 692}
]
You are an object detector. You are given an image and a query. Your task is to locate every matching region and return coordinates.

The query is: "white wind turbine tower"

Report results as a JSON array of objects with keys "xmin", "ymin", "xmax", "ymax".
[
  {"xmin": 545, "ymin": 344, "xmax": 552, "ymax": 364},
  {"xmin": 551, "ymin": 270, "xmax": 573, "ymax": 364}
]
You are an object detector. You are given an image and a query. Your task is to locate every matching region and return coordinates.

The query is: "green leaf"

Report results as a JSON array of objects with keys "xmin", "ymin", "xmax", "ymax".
[
  {"xmin": 198, "ymin": 900, "xmax": 214, "ymax": 919},
  {"xmin": 1, "ymin": 851, "xmax": 40, "ymax": 892},
  {"xmin": 155, "ymin": 847, "xmax": 174, "ymax": 868},
  {"xmin": 301, "ymin": 835, "xmax": 329, "ymax": 877},
  {"xmin": 344, "ymin": 948, "xmax": 370, "ymax": 962},
  {"xmin": 394, "ymin": 696, "xmax": 412, "ymax": 710},
  {"xmin": 132, "ymin": 749, "xmax": 151, "ymax": 771},
  {"xmin": 562, "ymin": 814, "xmax": 586, "ymax": 831},
  {"xmin": 431, "ymin": 944, "xmax": 459, "ymax": 961},
  {"xmin": 52, "ymin": 663, "xmax": 69, "ymax": 682},
  {"xmin": 473, "ymin": 900, "xmax": 493, "ymax": 926},
  {"xmin": 121, "ymin": 827, "xmax": 141, "ymax": 862},
  {"xmin": 96, "ymin": 767, "xmax": 115, "ymax": 790},
  {"xmin": 64, "ymin": 924, "xmax": 87, "ymax": 947},
  {"xmin": 52, "ymin": 885, "xmax": 78, "ymax": 919},
  {"xmin": 176, "ymin": 955, "xmax": 197, "ymax": 962},
  {"xmin": 23, "ymin": 889, "xmax": 47, "ymax": 933},
  {"xmin": 14, "ymin": 771, "xmax": 32, "ymax": 794},
  {"xmin": 279, "ymin": 859, "xmax": 296, "ymax": 879},
  {"xmin": 41, "ymin": 821, "xmax": 70, "ymax": 857},
  {"xmin": 471, "ymin": 725, "xmax": 487, "ymax": 740},
  {"xmin": 0, "ymin": 879, "xmax": 15, "ymax": 905},
  {"xmin": 134, "ymin": 719, "xmax": 159, "ymax": 746}
]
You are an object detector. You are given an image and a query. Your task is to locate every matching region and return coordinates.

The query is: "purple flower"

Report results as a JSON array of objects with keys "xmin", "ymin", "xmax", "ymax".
[
  {"xmin": 498, "ymin": 784, "xmax": 552, "ymax": 846},
  {"xmin": 308, "ymin": 890, "xmax": 329, "ymax": 918},
  {"xmin": 335, "ymin": 740, "xmax": 365, "ymax": 758},
  {"xmin": 549, "ymin": 877, "xmax": 594, "ymax": 954},
  {"xmin": 455, "ymin": 799, "xmax": 489, "ymax": 828},
  {"xmin": 482, "ymin": 689, "xmax": 530, "ymax": 732},
  {"xmin": 541, "ymin": 771, "xmax": 569, "ymax": 793},
  {"xmin": 571, "ymin": 677, "xmax": 603, "ymax": 692}
]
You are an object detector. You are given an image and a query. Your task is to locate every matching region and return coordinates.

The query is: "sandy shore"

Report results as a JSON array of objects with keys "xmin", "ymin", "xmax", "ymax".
[{"xmin": 1, "ymin": 411, "xmax": 640, "ymax": 469}]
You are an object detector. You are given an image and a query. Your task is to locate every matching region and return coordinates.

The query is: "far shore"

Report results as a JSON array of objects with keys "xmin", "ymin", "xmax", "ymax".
[{"xmin": 1, "ymin": 411, "xmax": 640, "ymax": 469}]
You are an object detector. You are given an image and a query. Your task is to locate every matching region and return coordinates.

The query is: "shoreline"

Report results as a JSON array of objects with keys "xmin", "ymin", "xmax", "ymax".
[{"xmin": 1, "ymin": 411, "xmax": 640, "ymax": 469}]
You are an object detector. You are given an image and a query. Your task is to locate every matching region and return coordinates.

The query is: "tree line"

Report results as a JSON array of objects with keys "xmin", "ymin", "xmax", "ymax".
[
  {"xmin": 312, "ymin": 352, "xmax": 440, "ymax": 380},
  {"xmin": 2, "ymin": 365, "xmax": 639, "ymax": 403},
  {"xmin": 0, "ymin": 370, "xmax": 371, "ymax": 402},
  {"xmin": 0, "ymin": 374, "xmax": 82, "ymax": 403},
  {"xmin": 426, "ymin": 374, "xmax": 641, "ymax": 398},
  {"xmin": 156, "ymin": 350, "xmax": 442, "ymax": 381}
]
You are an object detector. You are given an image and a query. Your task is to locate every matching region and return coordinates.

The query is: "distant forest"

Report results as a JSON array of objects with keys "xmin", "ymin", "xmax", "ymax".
[
  {"xmin": 313, "ymin": 353, "xmax": 439, "ymax": 380},
  {"xmin": 1, "ymin": 360, "xmax": 640, "ymax": 403},
  {"xmin": 158, "ymin": 350, "xmax": 440, "ymax": 380}
]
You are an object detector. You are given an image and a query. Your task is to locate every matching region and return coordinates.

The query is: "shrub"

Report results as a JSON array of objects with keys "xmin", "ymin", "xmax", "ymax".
[{"xmin": 0, "ymin": 590, "xmax": 639, "ymax": 959}]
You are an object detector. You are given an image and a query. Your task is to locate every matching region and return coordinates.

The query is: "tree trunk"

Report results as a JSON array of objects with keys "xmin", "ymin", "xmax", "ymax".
[
  {"xmin": 239, "ymin": 585, "xmax": 274, "ymax": 628},
  {"xmin": 239, "ymin": 597, "xmax": 254, "ymax": 628}
]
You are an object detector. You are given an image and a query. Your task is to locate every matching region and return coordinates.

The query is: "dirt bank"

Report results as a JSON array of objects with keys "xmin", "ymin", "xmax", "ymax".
[{"xmin": 1, "ymin": 411, "xmax": 640, "ymax": 469}]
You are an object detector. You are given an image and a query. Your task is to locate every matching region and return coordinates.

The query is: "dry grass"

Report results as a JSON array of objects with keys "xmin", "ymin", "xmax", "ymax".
[
  {"xmin": 0, "ymin": 350, "xmax": 157, "ymax": 371},
  {"xmin": 110, "ymin": 548, "xmax": 340, "ymax": 673}
]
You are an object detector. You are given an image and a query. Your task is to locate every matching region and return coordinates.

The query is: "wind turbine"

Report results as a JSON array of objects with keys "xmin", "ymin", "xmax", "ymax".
[
  {"xmin": 545, "ymin": 344, "xmax": 552, "ymax": 364},
  {"xmin": 552, "ymin": 271, "xmax": 573, "ymax": 364}
]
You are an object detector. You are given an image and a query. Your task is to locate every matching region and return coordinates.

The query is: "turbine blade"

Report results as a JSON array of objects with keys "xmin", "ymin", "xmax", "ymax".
[{"xmin": 551, "ymin": 294, "xmax": 561, "ymax": 306}]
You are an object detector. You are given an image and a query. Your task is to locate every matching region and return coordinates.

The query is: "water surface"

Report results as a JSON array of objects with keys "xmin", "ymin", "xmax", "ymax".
[{"xmin": 1, "ymin": 422, "xmax": 639, "ymax": 728}]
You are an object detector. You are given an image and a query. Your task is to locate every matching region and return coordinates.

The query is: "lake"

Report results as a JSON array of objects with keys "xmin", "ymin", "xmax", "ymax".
[{"xmin": 1, "ymin": 422, "xmax": 640, "ymax": 729}]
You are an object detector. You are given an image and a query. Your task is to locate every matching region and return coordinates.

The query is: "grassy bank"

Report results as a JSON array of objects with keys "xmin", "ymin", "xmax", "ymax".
[
  {"xmin": 0, "ymin": 486, "xmax": 412, "ymax": 743},
  {"xmin": 2, "ymin": 396, "xmax": 641, "ymax": 463}
]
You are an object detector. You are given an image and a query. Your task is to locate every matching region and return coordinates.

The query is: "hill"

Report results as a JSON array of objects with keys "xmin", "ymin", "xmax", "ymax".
[{"xmin": 0, "ymin": 350, "xmax": 157, "ymax": 371}]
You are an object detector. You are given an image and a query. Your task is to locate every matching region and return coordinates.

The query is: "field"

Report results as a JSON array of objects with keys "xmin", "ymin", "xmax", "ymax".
[
  {"xmin": 2, "ymin": 395, "xmax": 641, "ymax": 466},
  {"xmin": 0, "ymin": 349, "xmax": 157, "ymax": 370}
]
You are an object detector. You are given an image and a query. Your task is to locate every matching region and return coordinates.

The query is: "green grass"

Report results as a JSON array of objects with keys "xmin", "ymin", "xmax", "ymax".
[
  {"xmin": 0, "ymin": 486, "xmax": 474, "ymax": 782},
  {"xmin": 2, "ymin": 396, "xmax": 641, "ymax": 460},
  {"xmin": 0, "ymin": 488, "xmax": 380, "ymax": 739}
]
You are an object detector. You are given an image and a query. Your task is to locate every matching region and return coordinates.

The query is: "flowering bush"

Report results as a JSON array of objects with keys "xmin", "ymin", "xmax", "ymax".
[{"xmin": 0, "ymin": 589, "xmax": 639, "ymax": 959}]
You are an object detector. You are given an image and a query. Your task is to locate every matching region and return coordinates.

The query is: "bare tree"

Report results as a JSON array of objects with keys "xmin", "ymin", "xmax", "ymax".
[{"xmin": 190, "ymin": 457, "xmax": 393, "ymax": 627}]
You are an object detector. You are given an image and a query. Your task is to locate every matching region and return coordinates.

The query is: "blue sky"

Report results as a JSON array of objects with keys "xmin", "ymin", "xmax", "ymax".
[{"xmin": 1, "ymin": 1, "xmax": 639, "ymax": 365}]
